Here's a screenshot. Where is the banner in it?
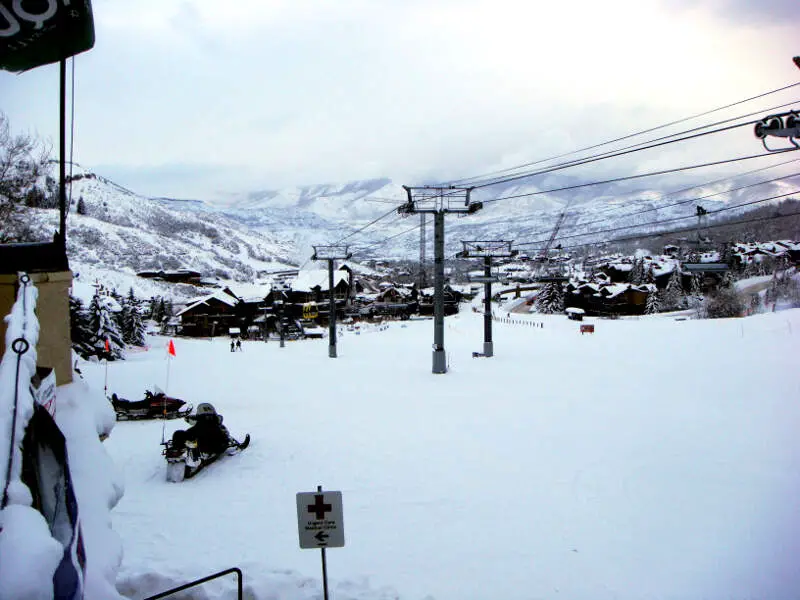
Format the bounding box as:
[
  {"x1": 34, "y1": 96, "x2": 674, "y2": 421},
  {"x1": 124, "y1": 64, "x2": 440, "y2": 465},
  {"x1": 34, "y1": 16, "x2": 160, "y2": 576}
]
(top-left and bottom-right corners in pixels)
[
  {"x1": 0, "y1": 0, "x2": 95, "y2": 72},
  {"x1": 22, "y1": 404, "x2": 86, "y2": 600},
  {"x1": 30, "y1": 366, "x2": 57, "y2": 417}
]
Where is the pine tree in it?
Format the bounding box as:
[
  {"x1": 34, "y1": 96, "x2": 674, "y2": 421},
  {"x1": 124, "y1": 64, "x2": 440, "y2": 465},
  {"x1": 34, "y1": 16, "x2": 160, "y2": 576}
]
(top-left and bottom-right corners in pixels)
[
  {"x1": 644, "y1": 289, "x2": 661, "y2": 314},
  {"x1": 148, "y1": 296, "x2": 162, "y2": 322},
  {"x1": 687, "y1": 273, "x2": 703, "y2": 309},
  {"x1": 76, "y1": 195, "x2": 87, "y2": 215},
  {"x1": 719, "y1": 271, "x2": 734, "y2": 289},
  {"x1": 534, "y1": 282, "x2": 564, "y2": 314},
  {"x1": 628, "y1": 258, "x2": 645, "y2": 285},
  {"x1": 122, "y1": 288, "x2": 146, "y2": 346},
  {"x1": 661, "y1": 267, "x2": 684, "y2": 311},
  {"x1": 645, "y1": 263, "x2": 657, "y2": 285},
  {"x1": 69, "y1": 296, "x2": 95, "y2": 359},
  {"x1": 88, "y1": 292, "x2": 125, "y2": 360},
  {"x1": 157, "y1": 298, "x2": 167, "y2": 322}
]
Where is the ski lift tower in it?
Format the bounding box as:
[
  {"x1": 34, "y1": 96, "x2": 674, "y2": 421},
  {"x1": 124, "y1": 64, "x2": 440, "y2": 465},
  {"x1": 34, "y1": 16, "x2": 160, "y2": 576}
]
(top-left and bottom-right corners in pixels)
[
  {"x1": 398, "y1": 186, "x2": 483, "y2": 374},
  {"x1": 312, "y1": 245, "x2": 352, "y2": 358},
  {"x1": 458, "y1": 241, "x2": 517, "y2": 358}
]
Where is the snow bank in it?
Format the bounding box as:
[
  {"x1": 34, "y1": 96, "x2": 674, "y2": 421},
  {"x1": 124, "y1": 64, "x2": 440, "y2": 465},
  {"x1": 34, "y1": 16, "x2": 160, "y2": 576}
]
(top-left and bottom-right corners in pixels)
[
  {"x1": 0, "y1": 278, "x2": 60, "y2": 600},
  {"x1": 55, "y1": 380, "x2": 125, "y2": 599},
  {"x1": 0, "y1": 275, "x2": 125, "y2": 600}
]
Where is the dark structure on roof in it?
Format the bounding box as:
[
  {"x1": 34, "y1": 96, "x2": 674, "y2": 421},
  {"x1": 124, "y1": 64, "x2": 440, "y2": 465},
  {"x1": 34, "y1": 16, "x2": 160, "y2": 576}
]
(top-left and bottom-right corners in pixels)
[{"x1": 0, "y1": 240, "x2": 69, "y2": 274}]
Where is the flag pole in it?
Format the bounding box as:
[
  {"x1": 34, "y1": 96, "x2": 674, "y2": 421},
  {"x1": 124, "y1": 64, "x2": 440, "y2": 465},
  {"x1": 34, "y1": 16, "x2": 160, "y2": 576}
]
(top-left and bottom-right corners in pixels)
[
  {"x1": 162, "y1": 339, "x2": 175, "y2": 444},
  {"x1": 165, "y1": 352, "x2": 172, "y2": 395},
  {"x1": 103, "y1": 338, "x2": 110, "y2": 396}
]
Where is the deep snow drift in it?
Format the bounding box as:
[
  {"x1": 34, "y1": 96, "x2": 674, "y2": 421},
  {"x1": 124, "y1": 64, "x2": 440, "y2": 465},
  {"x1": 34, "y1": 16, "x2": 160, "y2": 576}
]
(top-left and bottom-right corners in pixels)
[{"x1": 80, "y1": 309, "x2": 800, "y2": 600}]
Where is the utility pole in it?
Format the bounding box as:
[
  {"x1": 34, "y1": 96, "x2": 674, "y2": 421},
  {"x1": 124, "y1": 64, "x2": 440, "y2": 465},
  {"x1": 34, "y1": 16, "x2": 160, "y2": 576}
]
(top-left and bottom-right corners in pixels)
[
  {"x1": 419, "y1": 213, "x2": 427, "y2": 290},
  {"x1": 272, "y1": 282, "x2": 287, "y2": 348},
  {"x1": 458, "y1": 241, "x2": 516, "y2": 358},
  {"x1": 312, "y1": 245, "x2": 352, "y2": 358},
  {"x1": 398, "y1": 186, "x2": 483, "y2": 374}
]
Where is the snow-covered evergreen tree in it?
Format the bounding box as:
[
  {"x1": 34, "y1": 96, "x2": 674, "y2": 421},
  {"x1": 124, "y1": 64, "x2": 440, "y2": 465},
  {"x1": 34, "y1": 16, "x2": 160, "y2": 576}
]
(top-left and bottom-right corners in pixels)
[
  {"x1": 88, "y1": 292, "x2": 125, "y2": 360},
  {"x1": 628, "y1": 259, "x2": 645, "y2": 285},
  {"x1": 122, "y1": 288, "x2": 146, "y2": 346},
  {"x1": 644, "y1": 289, "x2": 661, "y2": 315},
  {"x1": 645, "y1": 263, "x2": 657, "y2": 285},
  {"x1": 69, "y1": 295, "x2": 95, "y2": 359},
  {"x1": 661, "y1": 267, "x2": 684, "y2": 311},
  {"x1": 687, "y1": 273, "x2": 703, "y2": 309},
  {"x1": 534, "y1": 282, "x2": 564, "y2": 314},
  {"x1": 148, "y1": 296, "x2": 163, "y2": 322}
]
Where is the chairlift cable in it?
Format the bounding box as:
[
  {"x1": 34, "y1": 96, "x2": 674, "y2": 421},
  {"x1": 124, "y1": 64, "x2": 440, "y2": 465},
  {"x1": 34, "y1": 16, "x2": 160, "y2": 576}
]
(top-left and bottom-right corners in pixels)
[
  {"x1": 473, "y1": 113, "x2": 791, "y2": 192},
  {"x1": 482, "y1": 147, "x2": 800, "y2": 206},
  {"x1": 512, "y1": 188, "x2": 800, "y2": 249},
  {"x1": 510, "y1": 168, "x2": 800, "y2": 243},
  {"x1": 443, "y1": 82, "x2": 800, "y2": 187},
  {"x1": 544, "y1": 209, "x2": 800, "y2": 253}
]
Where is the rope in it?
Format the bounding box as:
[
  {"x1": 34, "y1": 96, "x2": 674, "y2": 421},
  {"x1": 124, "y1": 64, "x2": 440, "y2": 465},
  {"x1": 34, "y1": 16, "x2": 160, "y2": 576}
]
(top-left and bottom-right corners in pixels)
[{"x1": 1, "y1": 274, "x2": 32, "y2": 509}]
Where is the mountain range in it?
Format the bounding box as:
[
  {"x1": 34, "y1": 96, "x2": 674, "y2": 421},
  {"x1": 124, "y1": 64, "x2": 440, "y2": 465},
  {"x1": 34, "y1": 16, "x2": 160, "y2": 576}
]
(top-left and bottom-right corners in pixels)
[{"x1": 15, "y1": 162, "x2": 799, "y2": 300}]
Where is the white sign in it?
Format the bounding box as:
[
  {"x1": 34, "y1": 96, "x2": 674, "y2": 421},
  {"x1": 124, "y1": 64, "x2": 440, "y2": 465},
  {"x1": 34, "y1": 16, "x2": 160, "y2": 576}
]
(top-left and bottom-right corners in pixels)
[{"x1": 296, "y1": 490, "x2": 345, "y2": 549}]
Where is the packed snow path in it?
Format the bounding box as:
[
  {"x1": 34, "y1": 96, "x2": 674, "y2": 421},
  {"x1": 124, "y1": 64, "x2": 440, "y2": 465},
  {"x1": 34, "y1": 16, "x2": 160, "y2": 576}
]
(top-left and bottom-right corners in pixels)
[{"x1": 82, "y1": 310, "x2": 800, "y2": 600}]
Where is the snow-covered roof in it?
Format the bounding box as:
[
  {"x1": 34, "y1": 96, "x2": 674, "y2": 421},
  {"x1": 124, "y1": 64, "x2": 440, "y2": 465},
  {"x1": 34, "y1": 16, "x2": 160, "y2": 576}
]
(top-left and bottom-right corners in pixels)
[
  {"x1": 176, "y1": 290, "x2": 238, "y2": 316},
  {"x1": 290, "y1": 269, "x2": 349, "y2": 292},
  {"x1": 603, "y1": 283, "x2": 630, "y2": 298}
]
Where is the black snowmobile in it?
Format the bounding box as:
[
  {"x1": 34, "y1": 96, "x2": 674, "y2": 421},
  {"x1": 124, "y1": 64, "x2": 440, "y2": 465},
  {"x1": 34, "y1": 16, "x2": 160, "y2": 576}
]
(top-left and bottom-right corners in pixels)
[
  {"x1": 162, "y1": 402, "x2": 250, "y2": 482},
  {"x1": 110, "y1": 386, "x2": 193, "y2": 421}
]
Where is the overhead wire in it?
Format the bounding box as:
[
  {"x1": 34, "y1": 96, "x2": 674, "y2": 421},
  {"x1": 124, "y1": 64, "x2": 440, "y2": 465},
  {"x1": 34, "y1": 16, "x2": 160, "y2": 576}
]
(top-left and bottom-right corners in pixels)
[
  {"x1": 329, "y1": 205, "x2": 400, "y2": 246},
  {"x1": 340, "y1": 83, "x2": 800, "y2": 262},
  {"x1": 472, "y1": 108, "x2": 797, "y2": 191},
  {"x1": 505, "y1": 168, "x2": 800, "y2": 244},
  {"x1": 412, "y1": 98, "x2": 799, "y2": 207},
  {"x1": 577, "y1": 156, "x2": 800, "y2": 218},
  {"x1": 512, "y1": 188, "x2": 800, "y2": 249},
  {"x1": 482, "y1": 148, "x2": 800, "y2": 206},
  {"x1": 444, "y1": 81, "x2": 800, "y2": 188},
  {"x1": 350, "y1": 222, "x2": 423, "y2": 256},
  {"x1": 542, "y1": 209, "x2": 800, "y2": 254}
]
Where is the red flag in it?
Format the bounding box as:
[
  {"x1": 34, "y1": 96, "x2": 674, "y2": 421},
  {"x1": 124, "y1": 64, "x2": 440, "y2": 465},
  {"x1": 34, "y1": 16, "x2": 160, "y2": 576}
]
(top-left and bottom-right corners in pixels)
[
  {"x1": 104, "y1": 338, "x2": 110, "y2": 352},
  {"x1": 167, "y1": 339, "x2": 176, "y2": 357}
]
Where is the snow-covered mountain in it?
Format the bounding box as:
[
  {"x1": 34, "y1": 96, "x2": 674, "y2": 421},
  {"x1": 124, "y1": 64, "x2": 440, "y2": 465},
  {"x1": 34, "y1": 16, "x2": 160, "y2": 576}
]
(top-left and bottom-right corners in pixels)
[{"x1": 15, "y1": 163, "x2": 796, "y2": 300}]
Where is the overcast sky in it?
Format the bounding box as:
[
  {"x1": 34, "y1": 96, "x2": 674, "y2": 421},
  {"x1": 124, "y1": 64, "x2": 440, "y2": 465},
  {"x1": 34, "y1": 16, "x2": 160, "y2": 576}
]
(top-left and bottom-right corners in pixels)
[{"x1": 1, "y1": 0, "x2": 798, "y2": 200}]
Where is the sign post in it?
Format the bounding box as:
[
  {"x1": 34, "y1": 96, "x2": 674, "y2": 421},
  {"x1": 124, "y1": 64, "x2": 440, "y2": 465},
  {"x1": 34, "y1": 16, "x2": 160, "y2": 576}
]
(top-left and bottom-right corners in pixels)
[{"x1": 296, "y1": 486, "x2": 345, "y2": 600}]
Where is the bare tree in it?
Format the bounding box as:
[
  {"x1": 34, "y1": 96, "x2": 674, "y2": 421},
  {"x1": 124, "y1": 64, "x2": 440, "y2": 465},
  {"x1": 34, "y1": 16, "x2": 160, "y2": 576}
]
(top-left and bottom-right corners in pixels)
[{"x1": 0, "y1": 112, "x2": 53, "y2": 242}]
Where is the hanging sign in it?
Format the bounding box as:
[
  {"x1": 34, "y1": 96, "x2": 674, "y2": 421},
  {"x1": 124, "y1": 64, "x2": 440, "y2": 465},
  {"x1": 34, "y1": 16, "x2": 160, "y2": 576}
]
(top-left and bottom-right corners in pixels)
[{"x1": 0, "y1": 0, "x2": 95, "y2": 72}]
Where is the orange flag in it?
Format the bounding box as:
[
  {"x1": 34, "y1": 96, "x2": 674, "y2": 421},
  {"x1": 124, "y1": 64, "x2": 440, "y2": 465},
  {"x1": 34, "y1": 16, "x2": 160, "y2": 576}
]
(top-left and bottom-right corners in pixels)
[
  {"x1": 167, "y1": 339, "x2": 176, "y2": 357},
  {"x1": 104, "y1": 338, "x2": 110, "y2": 352}
]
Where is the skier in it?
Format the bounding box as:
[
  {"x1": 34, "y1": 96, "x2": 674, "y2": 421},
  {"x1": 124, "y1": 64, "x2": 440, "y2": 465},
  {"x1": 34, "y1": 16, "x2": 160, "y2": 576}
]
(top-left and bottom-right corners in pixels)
[
  {"x1": 230, "y1": 340, "x2": 235, "y2": 352},
  {"x1": 236, "y1": 339, "x2": 242, "y2": 351},
  {"x1": 168, "y1": 403, "x2": 232, "y2": 457}
]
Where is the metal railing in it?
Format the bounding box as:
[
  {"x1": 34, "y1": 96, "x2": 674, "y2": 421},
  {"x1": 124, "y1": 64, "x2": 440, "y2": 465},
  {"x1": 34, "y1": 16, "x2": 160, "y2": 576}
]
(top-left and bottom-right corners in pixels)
[{"x1": 143, "y1": 567, "x2": 243, "y2": 600}]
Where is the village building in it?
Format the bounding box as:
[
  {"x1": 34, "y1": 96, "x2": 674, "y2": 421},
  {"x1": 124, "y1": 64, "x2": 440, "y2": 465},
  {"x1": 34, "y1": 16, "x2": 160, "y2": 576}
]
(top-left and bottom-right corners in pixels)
[{"x1": 175, "y1": 289, "x2": 240, "y2": 337}]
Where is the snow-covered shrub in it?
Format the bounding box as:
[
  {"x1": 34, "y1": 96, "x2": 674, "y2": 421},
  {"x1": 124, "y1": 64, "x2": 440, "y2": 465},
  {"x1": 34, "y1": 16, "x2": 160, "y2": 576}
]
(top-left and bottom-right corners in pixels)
[{"x1": 700, "y1": 288, "x2": 744, "y2": 319}]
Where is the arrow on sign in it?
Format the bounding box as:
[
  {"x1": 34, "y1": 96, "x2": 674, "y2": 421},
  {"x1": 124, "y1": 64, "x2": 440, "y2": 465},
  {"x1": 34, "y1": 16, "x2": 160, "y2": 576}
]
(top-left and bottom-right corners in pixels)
[{"x1": 315, "y1": 531, "x2": 329, "y2": 545}]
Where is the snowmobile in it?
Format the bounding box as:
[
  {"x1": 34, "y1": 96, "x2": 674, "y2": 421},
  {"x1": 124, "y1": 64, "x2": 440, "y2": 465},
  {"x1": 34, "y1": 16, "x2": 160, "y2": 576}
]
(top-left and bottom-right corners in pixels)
[
  {"x1": 162, "y1": 403, "x2": 250, "y2": 482},
  {"x1": 110, "y1": 386, "x2": 193, "y2": 421}
]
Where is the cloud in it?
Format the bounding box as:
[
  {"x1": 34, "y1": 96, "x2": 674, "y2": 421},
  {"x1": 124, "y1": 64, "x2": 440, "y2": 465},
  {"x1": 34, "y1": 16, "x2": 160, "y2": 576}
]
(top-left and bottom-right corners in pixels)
[
  {"x1": 672, "y1": 0, "x2": 800, "y2": 25},
  {"x1": 2, "y1": 0, "x2": 798, "y2": 200}
]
